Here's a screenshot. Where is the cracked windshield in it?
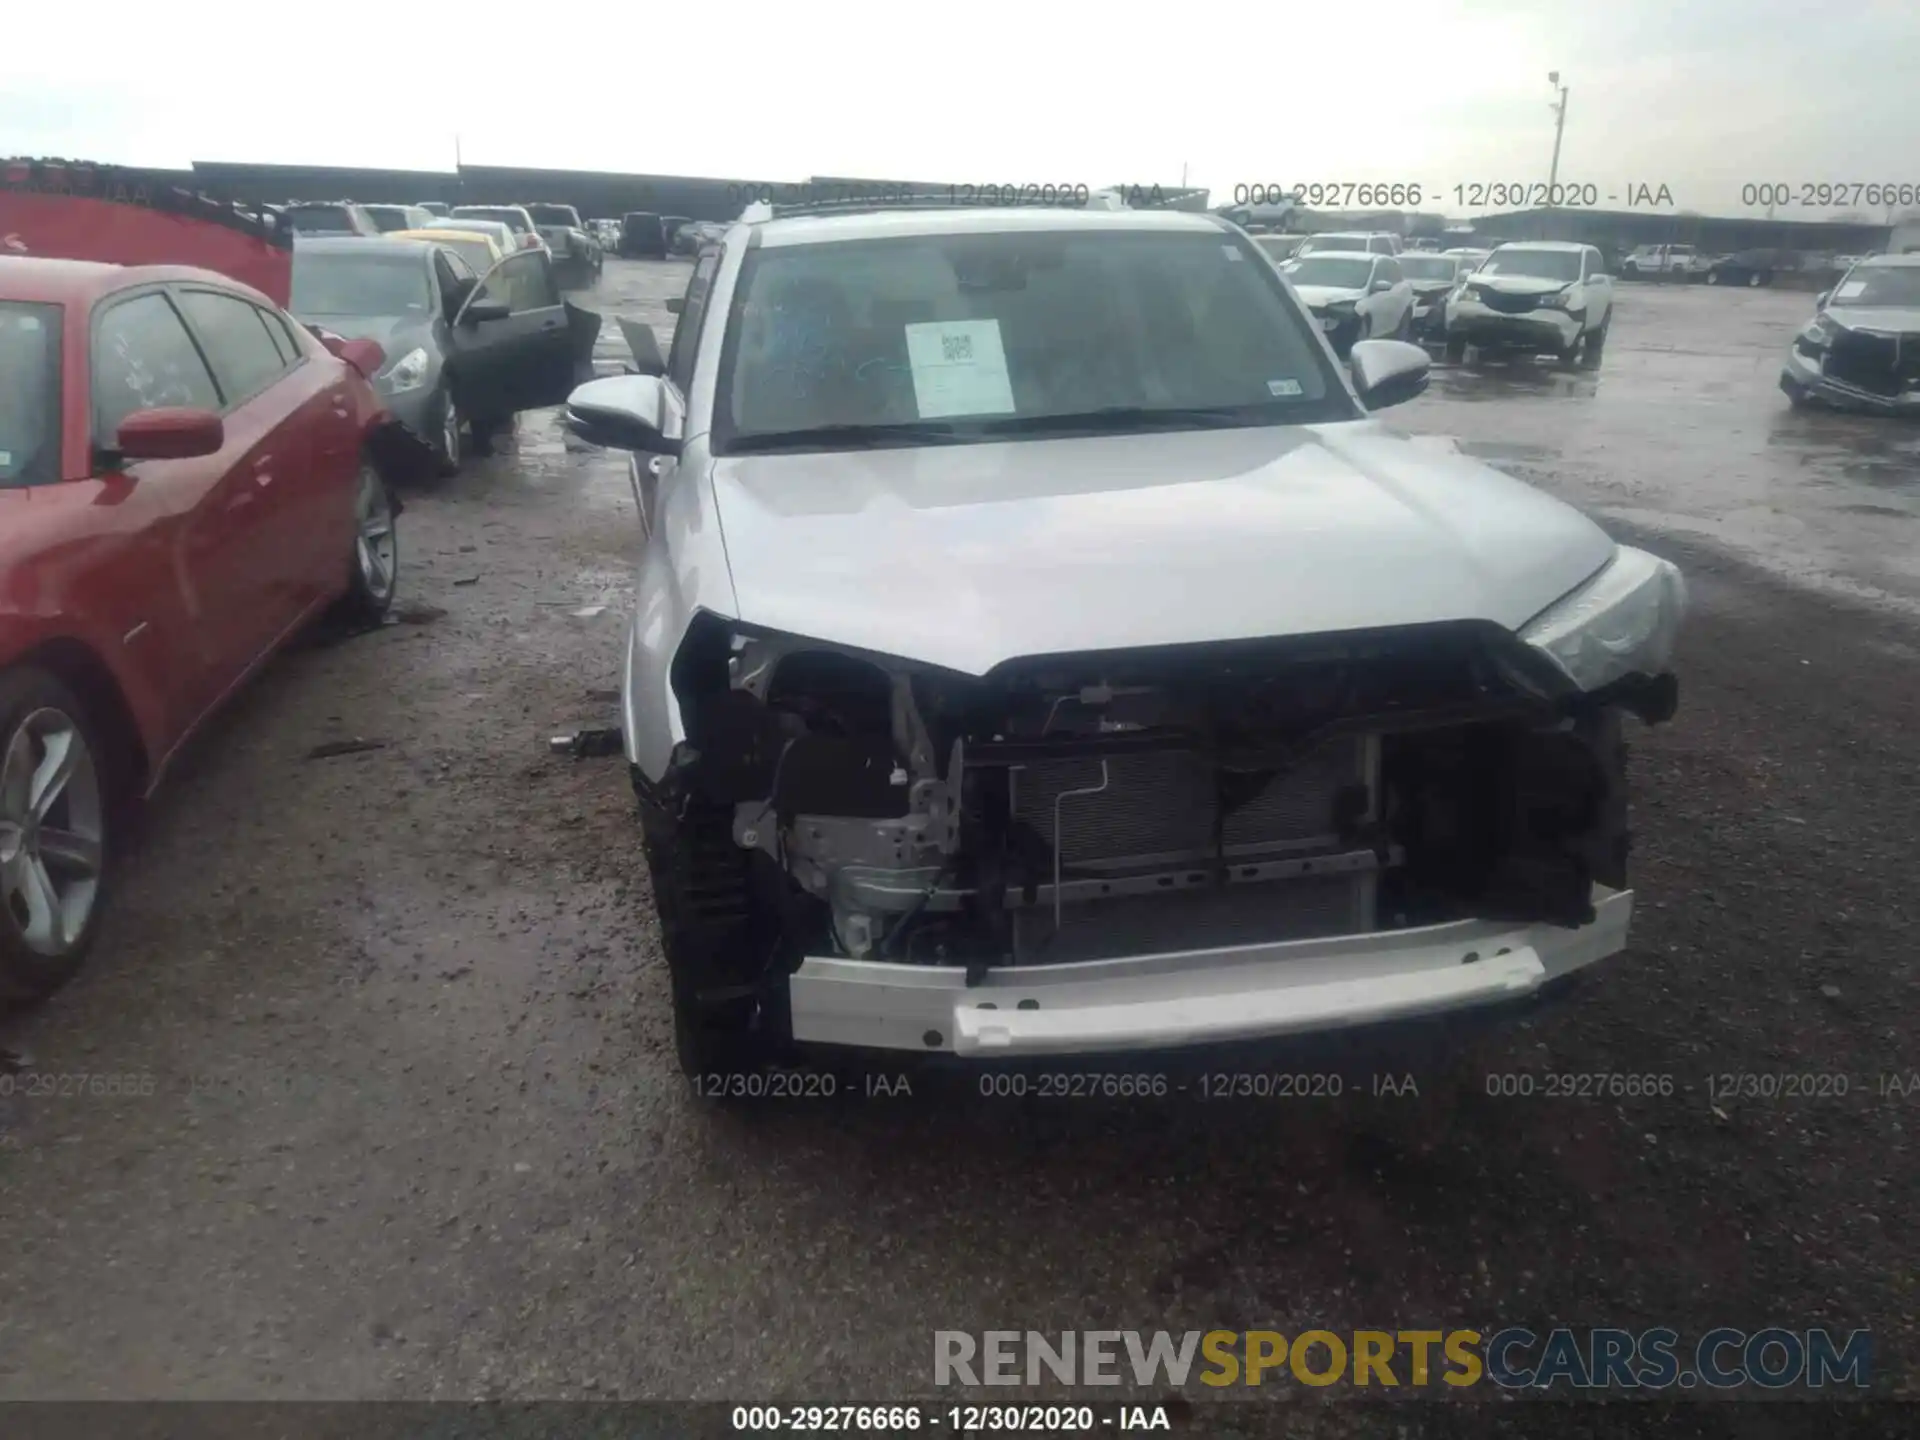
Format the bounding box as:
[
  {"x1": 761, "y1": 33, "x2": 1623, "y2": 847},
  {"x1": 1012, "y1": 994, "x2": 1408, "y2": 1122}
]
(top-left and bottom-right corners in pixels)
[{"x1": 1, "y1": 1, "x2": 1916, "y2": 1433}]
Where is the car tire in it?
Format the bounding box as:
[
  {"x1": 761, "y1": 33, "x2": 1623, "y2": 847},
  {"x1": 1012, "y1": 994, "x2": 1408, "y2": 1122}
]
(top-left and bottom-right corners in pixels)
[
  {"x1": 429, "y1": 387, "x2": 463, "y2": 478},
  {"x1": 333, "y1": 458, "x2": 399, "y2": 627},
  {"x1": 0, "y1": 667, "x2": 113, "y2": 1005},
  {"x1": 1748, "y1": 272, "x2": 1763, "y2": 288},
  {"x1": 1706, "y1": 269, "x2": 1721, "y2": 285},
  {"x1": 1577, "y1": 318, "x2": 1608, "y2": 369},
  {"x1": 640, "y1": 794, "x2": 776, "y2": 1082}
]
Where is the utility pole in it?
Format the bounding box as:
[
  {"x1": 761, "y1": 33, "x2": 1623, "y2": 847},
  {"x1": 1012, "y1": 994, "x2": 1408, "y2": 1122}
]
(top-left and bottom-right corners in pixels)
[{"x1": 1546, "y1": 72, "x2": 1569, "y2": 205}]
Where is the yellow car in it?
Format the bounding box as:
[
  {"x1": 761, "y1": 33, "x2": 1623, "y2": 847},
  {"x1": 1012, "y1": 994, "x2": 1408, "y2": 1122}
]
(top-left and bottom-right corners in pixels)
[{"x1": 390, "y1": 226, "x2": 505, "y2": 278}]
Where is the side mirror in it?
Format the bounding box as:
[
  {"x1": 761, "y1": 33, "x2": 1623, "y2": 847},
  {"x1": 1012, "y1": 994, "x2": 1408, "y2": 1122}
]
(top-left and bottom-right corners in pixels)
[
  {"x1": 1814, "y1": 290, "x2": 1831, "y2": 309},
  {"x1": 564, "y1": 374, "x2": 681, "y2": 456},
  {"x1": 1369, "y1": 280, "x2": 1392, "y2": 294},
  {"x1": 462, "y1": 298, "x2": 511, "y2": 326},
  {"x1": 116, "y1": 407, "x2": 224, "y2": 461},
  {"x1": 1348, "y1": 339, "x2": 1431, "y2": 411},
  {"x1": 617, "y1": 316, "x2": 667, "y2": 378}
]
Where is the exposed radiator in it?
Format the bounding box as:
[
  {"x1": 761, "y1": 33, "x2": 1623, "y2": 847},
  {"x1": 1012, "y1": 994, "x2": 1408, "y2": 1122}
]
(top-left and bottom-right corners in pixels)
[
  {"x1": 1007, "y1": 736, "x2": 1380, "y2": 964},
  {"x1": 1009, "y1": 737, "x2": 1374, "y2": 866}
]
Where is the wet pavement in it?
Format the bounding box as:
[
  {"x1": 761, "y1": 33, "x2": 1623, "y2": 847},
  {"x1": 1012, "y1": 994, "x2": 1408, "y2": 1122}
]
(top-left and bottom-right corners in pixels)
[{"x1": 1, "y1": 261, "x2": 1915, "y2": 1428}]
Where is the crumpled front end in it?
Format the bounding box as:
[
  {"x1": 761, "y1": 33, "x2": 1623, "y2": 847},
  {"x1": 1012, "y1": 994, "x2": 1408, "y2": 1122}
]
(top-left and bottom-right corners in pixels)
[
  {"x1": 641, "y1": 603, "x2": 1682, "y2": 1057},
  {"x1": 1781, "y1": 325, "x2": 1920, "y2": 415}
]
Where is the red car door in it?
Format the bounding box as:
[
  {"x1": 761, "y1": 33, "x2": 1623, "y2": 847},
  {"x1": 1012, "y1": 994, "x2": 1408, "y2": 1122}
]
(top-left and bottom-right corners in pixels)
[
  {"x1": 89, "y1": 287, "x2": 283, "y2": 711},
  {"x1": 171, "y1": 285, "x2": 341, "y2": 628}
]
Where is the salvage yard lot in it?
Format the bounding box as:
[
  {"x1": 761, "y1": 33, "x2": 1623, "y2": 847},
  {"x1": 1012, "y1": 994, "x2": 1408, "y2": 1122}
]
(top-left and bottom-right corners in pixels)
[{"x1": 0, "y1": 261, "x2": 1914, "y2": 1415}]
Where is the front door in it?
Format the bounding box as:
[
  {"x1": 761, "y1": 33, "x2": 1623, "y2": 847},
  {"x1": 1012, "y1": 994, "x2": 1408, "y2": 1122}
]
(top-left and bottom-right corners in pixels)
[
  {"x1": 88, "y1": 288, "x2": 278, "y2": 718},
  {"x1": 446, "y1": 251, "x2": 597, "y2": 419}
]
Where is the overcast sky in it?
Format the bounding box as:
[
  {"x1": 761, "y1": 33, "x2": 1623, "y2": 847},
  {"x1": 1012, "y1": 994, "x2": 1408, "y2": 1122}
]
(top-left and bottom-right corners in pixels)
[{"x1": 5, "y1": 0, "x2": 1917, "y2": 220}]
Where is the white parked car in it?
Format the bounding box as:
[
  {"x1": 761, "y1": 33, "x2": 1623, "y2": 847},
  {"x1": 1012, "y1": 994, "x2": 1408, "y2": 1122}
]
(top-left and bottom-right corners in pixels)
[
  {"x1": 1619, "y1": 243, "x2": 1708, "y2": 280},
  {"x1": 1281, "y1": 251, "x2": 1416, "y2": 354},
  {"x1": 1444, "y1": 241, "x2": 1614, "y2": 367},
  {"x1": 561, "y1": 200, "x2": 1686, "y2": 1078}
]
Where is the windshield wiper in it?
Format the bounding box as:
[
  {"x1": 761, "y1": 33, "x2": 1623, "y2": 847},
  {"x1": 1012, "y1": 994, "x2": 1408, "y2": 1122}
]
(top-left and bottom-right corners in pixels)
[
  {"x1": 727, "y1": 422, "x2": 967, "y2": 453},
  {"x1": 989, "y1": 405, "x2": 1283, "y2": 436}
]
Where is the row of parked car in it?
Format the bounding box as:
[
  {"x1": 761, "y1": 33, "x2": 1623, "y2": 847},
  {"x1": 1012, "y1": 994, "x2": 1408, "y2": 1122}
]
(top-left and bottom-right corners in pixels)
[
  {"x1": 1252, "y1": 231, "x2": 1610, "y2": 369},
  {"x1": 268, "y1": 200, "x2": 605, "y2": 288},
  {"x1": 1252, "y1": 227, "x2": 1920, "y2": 414},
  {"x1": 0, "y1": 164, "x2": 615, "y2": 997}
]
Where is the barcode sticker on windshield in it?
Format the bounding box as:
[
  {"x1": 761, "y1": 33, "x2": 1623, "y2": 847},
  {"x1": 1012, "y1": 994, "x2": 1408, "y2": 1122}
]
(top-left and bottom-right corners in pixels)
[
  {"x1": 1267, "y1": 378, "x2": 1303, "y2": 396},
  {"x1": 1835, "y1": 280, "x2": 1867, "y2": 300},
  {"x1": 904, "y1": 320, "x2": 1016, "y2": 418}
]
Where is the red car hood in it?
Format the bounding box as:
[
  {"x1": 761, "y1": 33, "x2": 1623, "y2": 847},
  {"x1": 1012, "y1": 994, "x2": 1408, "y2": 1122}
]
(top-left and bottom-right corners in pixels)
[{"x1": 1, "y1": 158, "x2": 291, "y2": 305}]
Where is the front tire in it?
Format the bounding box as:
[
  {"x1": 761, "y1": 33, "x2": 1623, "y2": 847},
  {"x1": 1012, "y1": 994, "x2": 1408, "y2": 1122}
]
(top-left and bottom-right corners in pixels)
[
  {"x1": 0, "y1": 669, "x2": 112, "y2": 1004},
  {"x1": 335, "y1": 459, "x2": 399, "y2": 626},
  {"x1": 641, "y1": 796, "x2": 776, "y2": 1081},
  {"x1": 430, "y1": 388, "x2": 463, "y2": 477}
]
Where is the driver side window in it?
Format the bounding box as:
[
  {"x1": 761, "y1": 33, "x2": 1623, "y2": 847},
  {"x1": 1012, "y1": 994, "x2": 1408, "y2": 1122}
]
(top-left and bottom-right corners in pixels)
[{"x1": 476, "y1": 252, "x2": 558, "y2": 315}]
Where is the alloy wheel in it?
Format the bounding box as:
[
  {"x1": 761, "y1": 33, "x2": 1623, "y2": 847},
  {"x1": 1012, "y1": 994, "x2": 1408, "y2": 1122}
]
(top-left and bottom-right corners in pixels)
[
  {"x1": 0, "y1": 708, "x2": 104, "y2": 957},
  {"x1": 355, "y1": 464, "x2": 397, "y2": 602},
  {"x1": 440, "y1": 392, "x2": 461, "y2": 465}
]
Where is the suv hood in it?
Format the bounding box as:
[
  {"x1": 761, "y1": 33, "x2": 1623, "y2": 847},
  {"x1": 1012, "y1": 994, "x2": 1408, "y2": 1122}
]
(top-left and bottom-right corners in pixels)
[
  {"x1": 1825, "y1": 305, "x2": 1920, "y2": 333},
  {"x1": 1467, "y1": 274, "x2": 1573, "y2": 298},
  {"x1": 706, "y1": 422, "x2": 1615, "y2": 675},
  {"x1": 1292, "y1": 284, "x2": 1366, "y2": 307}
]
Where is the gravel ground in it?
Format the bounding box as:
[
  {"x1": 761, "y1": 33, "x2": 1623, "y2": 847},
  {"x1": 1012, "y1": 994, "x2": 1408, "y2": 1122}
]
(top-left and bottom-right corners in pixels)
[{"x1": 0, "y1": 262, "x2": 1915, "y2": 1432}]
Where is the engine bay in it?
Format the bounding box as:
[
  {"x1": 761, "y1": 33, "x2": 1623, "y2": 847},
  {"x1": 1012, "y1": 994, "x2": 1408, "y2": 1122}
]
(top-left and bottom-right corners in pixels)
[{"x1": 648, "y1": 617, "x2": 1655, "y2": 982}]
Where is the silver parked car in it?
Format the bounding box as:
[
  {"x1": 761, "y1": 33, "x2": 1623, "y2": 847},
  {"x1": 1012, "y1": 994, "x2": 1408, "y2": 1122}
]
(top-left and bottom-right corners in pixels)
[
  {"x1": 562, "y1": 202, "x2": 1686, "y2": 1078},
  {"x1": 1780, "y1": 253, "x2": 1920, "y2": 414}
]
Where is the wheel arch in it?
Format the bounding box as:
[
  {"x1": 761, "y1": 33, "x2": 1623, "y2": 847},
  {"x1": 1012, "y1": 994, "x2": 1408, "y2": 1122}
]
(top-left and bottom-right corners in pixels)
[{"x1": 9, "y1": 638, "x2": 152, "y2": 803}]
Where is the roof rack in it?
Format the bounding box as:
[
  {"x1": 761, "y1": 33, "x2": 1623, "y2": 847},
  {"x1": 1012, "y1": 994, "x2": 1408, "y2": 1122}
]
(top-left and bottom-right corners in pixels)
[{"x1": 738, "y1": 186, "x2": 1135, "y2": 224}]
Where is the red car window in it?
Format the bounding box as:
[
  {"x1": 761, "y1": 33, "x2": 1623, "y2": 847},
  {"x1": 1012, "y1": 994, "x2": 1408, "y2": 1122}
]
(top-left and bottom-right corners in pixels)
[
  {"x1": 92, "y1": 293, "x2": 222, "y2": 440},
  {"x1": 0, "y1": 301, "x2": 62, "y2": 487},
  {"x1": 175, "y1": 289, "x2": 290, "y2": 406}
]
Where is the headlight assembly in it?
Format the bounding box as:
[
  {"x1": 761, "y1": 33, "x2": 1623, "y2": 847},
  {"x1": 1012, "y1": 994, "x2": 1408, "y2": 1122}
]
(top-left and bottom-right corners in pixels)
[
  {"x1": 378, "y1": 345, "x2": 430, "y2": 394},
  {"x1": 1796, "y1": 315, "x2": 1839, "y2": 352},
  {"x1": 1520, "y1": 546, "x2": 1687, "y2": 692}
]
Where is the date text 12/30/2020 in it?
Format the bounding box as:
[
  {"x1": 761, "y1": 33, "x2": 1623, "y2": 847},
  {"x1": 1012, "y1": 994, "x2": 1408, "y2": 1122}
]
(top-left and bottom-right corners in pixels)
[
  {"x1": 723, "y1": 183, "x2": 1178, "y2": 209},
  {"x1": 1230, "y1": 182, "x2": 1677, "y2": 209}
]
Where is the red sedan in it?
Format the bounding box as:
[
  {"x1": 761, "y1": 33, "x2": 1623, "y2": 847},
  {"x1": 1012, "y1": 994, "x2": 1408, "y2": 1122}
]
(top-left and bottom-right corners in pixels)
[{"x1": 0, "y1": 253, "x2": 420, "y2": 1000}]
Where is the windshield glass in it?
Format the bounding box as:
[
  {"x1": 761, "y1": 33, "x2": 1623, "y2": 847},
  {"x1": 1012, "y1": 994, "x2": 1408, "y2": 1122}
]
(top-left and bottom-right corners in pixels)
[
  {"x1": 455, "y1": 207, "x2": 526, "y2": 233},
  {"x1": 1254, "y1": 236, "x2": 1301, "y2": 260},
  {"x1": 717, "y1": 229, "x2": 1350, "y2": 451},
  {"x1": 1299, "y1": 235, "x2": 1367, "y2": 254},
  {"x1": 1833, "y1": 265, "x2": 1920, "y2": 307},
  {"x1": 284, "y1": 207, "x2": 358, "y2": 234},
  {"x1": 1284, "y1": 256, "x2": 1375, "y2": 289},
  {"x1": 1478, "y1": 248, "x2": 1583, "y2": 282},
  {"x1": 527, "y1": 206, "x2": 577, "y2": 227},
  {"x1": 0, "y1": 302, "x2": 60, "y2": 488},
  {"x1": 1401, "y1": 255, "x2": 1459, "y2": 281},
  {"x1": 291, "y1": 250, "x2": 432, "y2": 317},
  {"x1": 362, "y1": 207, "x2": 413, "y2": 233}
]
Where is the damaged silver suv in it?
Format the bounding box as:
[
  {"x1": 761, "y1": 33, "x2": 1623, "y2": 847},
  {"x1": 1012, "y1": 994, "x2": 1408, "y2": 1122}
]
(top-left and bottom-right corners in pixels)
[{"x1": 564, "y1": 198, "x2": 1687, "y2": 1077}]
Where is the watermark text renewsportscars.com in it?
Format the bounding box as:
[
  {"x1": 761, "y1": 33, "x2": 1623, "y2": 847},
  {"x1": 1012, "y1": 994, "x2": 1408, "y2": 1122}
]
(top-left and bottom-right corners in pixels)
[{"x1": 935, "y1": 1328, "x2": 1872, "y2": 1392}]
